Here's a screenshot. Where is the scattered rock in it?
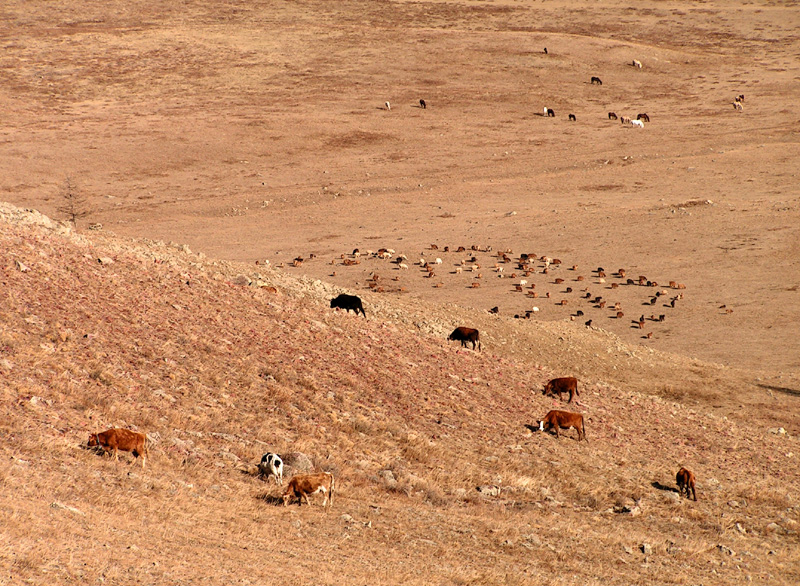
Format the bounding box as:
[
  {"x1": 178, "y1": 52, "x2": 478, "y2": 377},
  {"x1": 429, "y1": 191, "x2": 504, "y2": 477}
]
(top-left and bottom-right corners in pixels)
[
  {"x1": 282, "y1": 452, "x2": 313, "y2": 473},
  {"x1": 614, "y1": 504, "x2": 641, "y2": 516},
  {"x1": 50, "y1": 502, "x2": 85, "y2": 516},
  {"x1": 640, "y1": 543, "x2": 653, "y2": 555},
  {"x1": 97, "y1": 256, "x2": 114, "y2": 265},
  {"x1": 717, "y1": 544, "x2": 734, "y2": 556},
  {"x1": 15, "y1": 259, "x2": 30, "y2": 272},
  {"x1": 233, "y1": 274, "x2": 252, "y2": 286},
  {"x1": 735, "y1": 523, "x2": 747, "y2": 534},
  {"x1": 476, "y1": 485, "x2": 501, "y2": 497},
  {"x1": 377, "y1": 469, "x2": 397, "y2": 489}
]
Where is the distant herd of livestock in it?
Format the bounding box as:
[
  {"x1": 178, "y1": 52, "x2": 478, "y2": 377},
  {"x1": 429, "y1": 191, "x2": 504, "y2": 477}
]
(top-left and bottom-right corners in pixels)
[
  {"x1": 383, "y1": 55, "x2": 746, "y2": 124},
  {"x1": 86, "y1": 291, "x2": 699, "y2": 506}
]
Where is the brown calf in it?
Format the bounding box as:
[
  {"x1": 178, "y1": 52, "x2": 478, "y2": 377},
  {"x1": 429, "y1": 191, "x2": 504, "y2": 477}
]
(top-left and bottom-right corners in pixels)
[
  {"x1": 283, "y1": 472, "x2": 335, "y2": 508},
  {"x1": 543, "y1": 377, "x2": 580, "y2": 403},
  {"x1": 676, "y1": 467, "x2": 697, "y2": 501},
  {"x1": 538, "y1": 410, "x2": 587, "y2": 441},
  {"x1": 88, "y1": 428, "x2": 149, "y2": 468}
]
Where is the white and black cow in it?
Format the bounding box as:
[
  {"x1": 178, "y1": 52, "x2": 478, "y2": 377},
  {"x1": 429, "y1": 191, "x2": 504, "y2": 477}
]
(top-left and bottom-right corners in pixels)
[{"x1": 258, "y1": 452, "x2": 284, "y2": 485}]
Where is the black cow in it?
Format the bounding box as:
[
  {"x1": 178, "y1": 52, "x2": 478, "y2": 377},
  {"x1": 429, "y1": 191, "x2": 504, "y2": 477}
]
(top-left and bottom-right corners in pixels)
[
  {"x1": 330, "y1": 294, "x2": 365, "y2": 317},
  {"x1": 591, "y1": 76, "x2": 602, "y2": 85},
  {"x1": 568, "y1": 113, "x2": 576, "y2": 121},
  {"x1": 419, "y1": 99, "x2": 427, "y2": 109},
  {"x1": 448, "y1": 326, "x2": 481, "y2": 351}
]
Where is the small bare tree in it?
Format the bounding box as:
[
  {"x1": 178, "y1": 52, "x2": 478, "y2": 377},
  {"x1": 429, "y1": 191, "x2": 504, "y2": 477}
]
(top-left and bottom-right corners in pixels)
[{"x1": 57, "y1": 176, "x2": 91, "y2": 229}]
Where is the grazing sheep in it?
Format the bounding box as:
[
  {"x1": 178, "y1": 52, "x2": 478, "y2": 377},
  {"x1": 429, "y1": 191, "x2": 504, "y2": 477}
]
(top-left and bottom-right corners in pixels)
[
  {"x1": 384, "y1": 101, "x2": 391, "y2": 111},
  {"x1": 608, "y1": 112, "x2": 618, "y2": 120},
  {"x1": 590, "y1": 76, "x2": 602, "y2": 85}
]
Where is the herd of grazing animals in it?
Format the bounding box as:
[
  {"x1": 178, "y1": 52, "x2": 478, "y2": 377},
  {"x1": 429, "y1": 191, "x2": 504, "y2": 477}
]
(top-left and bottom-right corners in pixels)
[
  {"x1": 84, "y1": 248, "x2": 701, "y2": 509},
  {"x1": 84, "y1": 50, "x2": 738, "y2": 510}
]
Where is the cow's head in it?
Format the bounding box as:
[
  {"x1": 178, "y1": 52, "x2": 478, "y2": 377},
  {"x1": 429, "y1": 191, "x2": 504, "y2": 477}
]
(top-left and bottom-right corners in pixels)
[{"x1": 87, "y1": 433, "x2": 99, "y2": 447}]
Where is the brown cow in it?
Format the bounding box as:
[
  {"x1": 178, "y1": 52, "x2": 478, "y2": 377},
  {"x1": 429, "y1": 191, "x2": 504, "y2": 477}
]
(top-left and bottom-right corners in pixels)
[
  {"x1": 448, "y1": 326, "x2": 481, "y2": 351},
  {"x1": 537, "y1": 410, "x2": 587, "y2": 441},
  {"x1": 88, "y1": 428, "x2": 149, "y2": 468},
  {"x1": 543, "y1": 377, "x2": 580, "y2": 404},
  {"x1": 283, "y1": 472, "x2": 335, "y2": 508},
  {"x1": 676, "y1": 467, "x2": 697, "y2": 501}
]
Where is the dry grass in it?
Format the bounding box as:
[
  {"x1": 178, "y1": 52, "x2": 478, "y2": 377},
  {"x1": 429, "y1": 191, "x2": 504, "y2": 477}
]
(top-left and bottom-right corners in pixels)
[{"x1": 1, "y1": 212, "x2": 798, "y2": 585}]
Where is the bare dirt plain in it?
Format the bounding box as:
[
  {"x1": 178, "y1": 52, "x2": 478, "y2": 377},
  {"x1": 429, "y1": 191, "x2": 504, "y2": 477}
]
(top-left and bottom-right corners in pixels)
[{"x1": 1, "y1": 1, "x2": 800, "y2": 584}]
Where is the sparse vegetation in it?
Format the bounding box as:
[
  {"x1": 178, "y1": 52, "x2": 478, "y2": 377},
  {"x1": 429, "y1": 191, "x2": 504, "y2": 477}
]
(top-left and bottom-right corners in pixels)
[
  {"x1": 1, "y1": 207, "x2": 798, "y2": 585},
  {"x1": 56, "y1": 176, "x2": 91, "y2": 229}
]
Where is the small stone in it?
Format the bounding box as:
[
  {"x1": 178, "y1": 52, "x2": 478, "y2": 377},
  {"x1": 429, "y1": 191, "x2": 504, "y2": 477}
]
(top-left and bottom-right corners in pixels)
[
  {"x1": 623, "y1": 545, "x2": 633, "y2": 555},
  {"x1": 377, "y1": 470, "x2": 397, "y2": 488},
  {"x1": 341, "y1": 514, "x2": 354, "y2": 523},
  {"x1": 476, "y1": 485, "x2": 501, "y2": 497},
  {"x1": 717, "y1": 544, "x2": 734, "y2": 556},
  {"x1": 735, "y1": 523, "x2": 746, "y2": 534},
  {"x1": 640, "y1": 543, "x2": 652, "y2": 555},
  {"x1": 97, "y1": 257, "x2": 114, "y2": 265}
]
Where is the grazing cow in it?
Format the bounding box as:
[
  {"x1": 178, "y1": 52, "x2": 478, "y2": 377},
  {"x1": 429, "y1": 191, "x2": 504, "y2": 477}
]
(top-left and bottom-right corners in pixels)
[
  {"x1": 543, "y1": 47, "x2": 548, "y2": 54},
  {"x1": 258, "y1": 452, "x2": 284, "y2": 485},
  {"x1": 608, "y1": 112, "x2": 618, "y2": 120},
  {"x1": 590, "y1": 76, "x2": 602, "y2": 85},
  {"x1": 568, "y1": 113, "x2": 576, "y2": 121},
  {"x1": 620, "y1": 116, "x2": 631, "y2": 125},
  {"x1": 537, "y1": 410, "x2": 587, "y2": 441},
  {"x1": 631, "y1": 119, "x2": 644, "y2": 128},
  {"x1": 547, "y1": 108, "x2": 555, "y2": 117},
  {"x1": 637, "y1": 113, "x2": 650, "y2": 122},
  {"x1": 330, "y1": 293, "x2": 366, "y2": 317},
  {"x1": 733, "y1": 101, "x2": 743, "y2": 111},
  {"x1": 419, "y1": 99, "x2": 427, "y2": 109},
  {"x1": 632, "y1": 59, "x2": 642, "y2": 68},
  {"x1": 88, "y1": 428, "x2": 149, "y2": 468},
  {"x1": 384, "y1": 101, "x2": 391, "y2": 111},
  {"x1": 543, "y1": 376, "x2": 580, "y2": 403},
  {"x1": 676, "y1": 467, "x2": 697, "y2": 501},
  {"x1": 448, "y1": 326, "x2": 481, "y2": 350},
  {"x1": 283, "y1": 472, "x2": 335, "y2": 507}
]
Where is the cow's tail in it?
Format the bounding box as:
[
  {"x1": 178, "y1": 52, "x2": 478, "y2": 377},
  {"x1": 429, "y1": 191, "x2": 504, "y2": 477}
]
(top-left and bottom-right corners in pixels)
[{"x1": 329, "y1": 473, "x2": 335, "y2": 508}]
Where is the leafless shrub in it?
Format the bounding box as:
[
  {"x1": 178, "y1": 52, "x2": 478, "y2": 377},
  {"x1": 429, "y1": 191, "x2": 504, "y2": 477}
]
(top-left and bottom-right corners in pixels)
[{"x1": 57, "y1": 176, "x2": 92, "y2": 228}]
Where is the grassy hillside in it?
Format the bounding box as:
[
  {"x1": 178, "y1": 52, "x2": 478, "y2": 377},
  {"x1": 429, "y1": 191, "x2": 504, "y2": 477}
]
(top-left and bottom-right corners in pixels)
[{"x1": 1, "y1": 204, "x2": 798, "y2": 585}]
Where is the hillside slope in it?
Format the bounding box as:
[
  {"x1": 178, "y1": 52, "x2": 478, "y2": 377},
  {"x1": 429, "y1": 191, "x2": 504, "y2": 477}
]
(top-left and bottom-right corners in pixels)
[{"x1": 1, "y1": 204, "x2": 798, "y2": 585}]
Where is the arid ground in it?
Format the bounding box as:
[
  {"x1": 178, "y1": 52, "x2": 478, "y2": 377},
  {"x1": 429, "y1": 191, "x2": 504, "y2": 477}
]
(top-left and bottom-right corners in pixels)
[{"x1": 1, "y1": 1, "x2": 799, "y2": 584}]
